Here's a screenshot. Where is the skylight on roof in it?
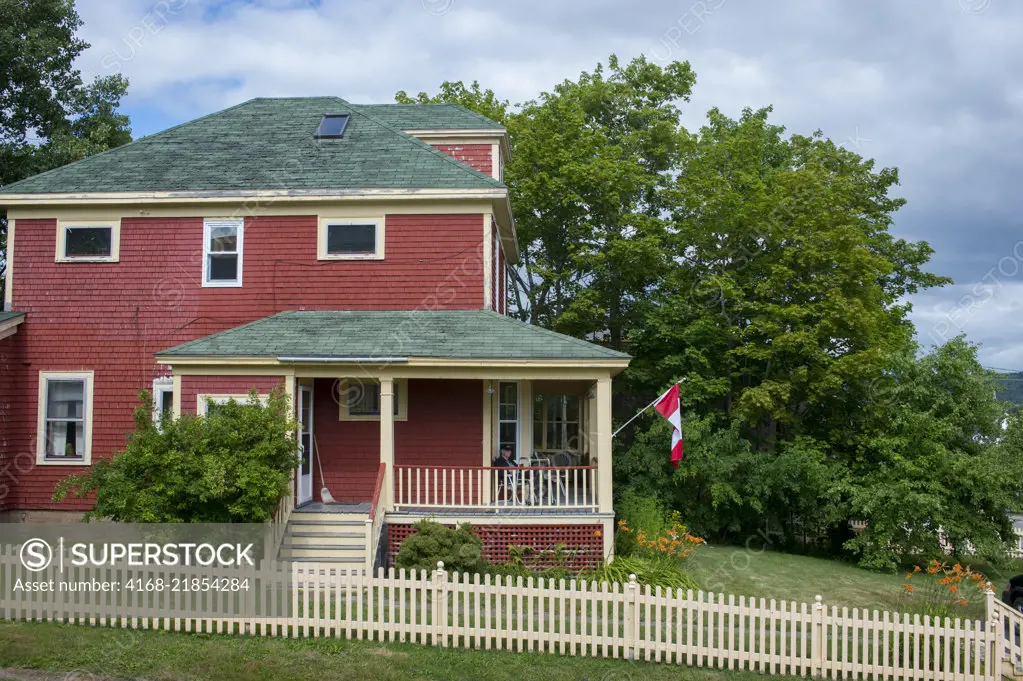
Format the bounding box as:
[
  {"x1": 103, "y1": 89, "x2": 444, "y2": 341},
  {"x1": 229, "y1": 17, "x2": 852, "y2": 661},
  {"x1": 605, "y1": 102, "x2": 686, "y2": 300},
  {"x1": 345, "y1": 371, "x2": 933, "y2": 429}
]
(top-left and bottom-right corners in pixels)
[{"x1": 315, "y1": 114, "x2": 349, "y2": 138}]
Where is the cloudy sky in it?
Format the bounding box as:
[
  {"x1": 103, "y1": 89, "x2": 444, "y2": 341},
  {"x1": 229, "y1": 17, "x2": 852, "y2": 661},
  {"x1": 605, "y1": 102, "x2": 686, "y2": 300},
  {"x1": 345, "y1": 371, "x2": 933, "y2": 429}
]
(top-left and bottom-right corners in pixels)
[{"x1": 72, "y1": 0, "x2": 1023, "y2": 367}]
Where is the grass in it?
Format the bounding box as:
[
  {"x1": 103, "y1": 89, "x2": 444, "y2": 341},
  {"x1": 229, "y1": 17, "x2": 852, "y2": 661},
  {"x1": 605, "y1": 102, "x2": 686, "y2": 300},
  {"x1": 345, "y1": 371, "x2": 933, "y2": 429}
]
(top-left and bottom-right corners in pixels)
[
  {"x1": 687, "y1": 544, "x2": 1022, "y2": 619},
  {"x1": 0, "y1": 620, "x2": 798, "y2": 681}
]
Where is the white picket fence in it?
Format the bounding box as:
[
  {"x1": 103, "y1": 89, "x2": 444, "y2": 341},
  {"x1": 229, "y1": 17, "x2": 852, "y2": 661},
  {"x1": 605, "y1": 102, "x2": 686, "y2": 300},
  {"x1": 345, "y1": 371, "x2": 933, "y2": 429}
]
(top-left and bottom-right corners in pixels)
[{"x1": 2, "y1": 548, "x2": 1020, "y2": 680}]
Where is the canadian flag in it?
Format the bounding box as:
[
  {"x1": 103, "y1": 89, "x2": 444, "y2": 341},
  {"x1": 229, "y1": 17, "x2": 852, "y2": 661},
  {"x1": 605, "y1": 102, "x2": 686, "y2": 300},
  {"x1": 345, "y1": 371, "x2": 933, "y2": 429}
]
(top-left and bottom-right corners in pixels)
[{"x1": 654, "y1": 383, "x2": 684, "y2": 467}]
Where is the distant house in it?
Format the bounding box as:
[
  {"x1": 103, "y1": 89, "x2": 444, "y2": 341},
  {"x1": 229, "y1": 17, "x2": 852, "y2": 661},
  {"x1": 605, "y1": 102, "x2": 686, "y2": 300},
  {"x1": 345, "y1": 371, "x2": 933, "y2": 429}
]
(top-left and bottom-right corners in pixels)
[{"x1": 0, "y1": 98, "x2": 628, "y2": 569}]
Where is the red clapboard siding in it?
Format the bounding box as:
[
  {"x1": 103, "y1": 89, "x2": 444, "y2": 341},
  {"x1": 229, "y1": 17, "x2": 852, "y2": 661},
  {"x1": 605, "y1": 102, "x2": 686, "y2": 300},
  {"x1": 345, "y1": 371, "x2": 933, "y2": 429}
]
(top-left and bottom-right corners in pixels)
[
  {"x1": 388, "y1": 523, "x2": 604, "y2": 571},
  {"x1": 2, "y1": 213, "x2": 486, "y2": 508},
  {"x1": 432, "y1": 144, "x2": 493, "y2": 177},
  {"x1": 181, "y1": 376, "x2": 284, "y2": 415},
  {"x1": 311, "y1": 378, "x2": 482, "y2": 504}
]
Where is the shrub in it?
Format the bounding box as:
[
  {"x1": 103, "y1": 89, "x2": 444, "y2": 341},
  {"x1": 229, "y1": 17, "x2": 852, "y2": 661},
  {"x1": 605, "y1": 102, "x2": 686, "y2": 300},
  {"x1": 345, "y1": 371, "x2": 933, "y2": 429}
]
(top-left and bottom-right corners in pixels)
[
  {"x1": 615, "y1": 491, "x2": 669, "y2": 556},
  {"x1": 588, "y1": 555, "x2": 699, "y2": 591},
  {"x1": 896, "y1": 559, "x2": 994, "y2": 619},
  {"x1": 394, "y1": 520, "x2": 487, "y2": 575},
  {"x1": 53, "y1": 387, "x2": 298, "y2": 522}
]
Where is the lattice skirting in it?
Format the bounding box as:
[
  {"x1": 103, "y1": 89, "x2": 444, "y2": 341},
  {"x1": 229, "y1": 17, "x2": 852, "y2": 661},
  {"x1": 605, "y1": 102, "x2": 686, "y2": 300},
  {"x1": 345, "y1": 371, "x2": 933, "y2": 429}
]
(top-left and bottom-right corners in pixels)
[{"x1": 387, "y1": 523, "x2": 605, "y2": 571}]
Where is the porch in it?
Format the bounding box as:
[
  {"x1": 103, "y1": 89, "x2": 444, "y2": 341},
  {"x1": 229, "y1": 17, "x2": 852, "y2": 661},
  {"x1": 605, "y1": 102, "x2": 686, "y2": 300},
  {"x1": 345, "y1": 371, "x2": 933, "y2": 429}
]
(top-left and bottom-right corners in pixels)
[
  {"x1": 293, "y1": 376, "x2": 607, "y2": 515},
  {"x1": 156, "y1": 309, "x2": 631, "y2": 564}
]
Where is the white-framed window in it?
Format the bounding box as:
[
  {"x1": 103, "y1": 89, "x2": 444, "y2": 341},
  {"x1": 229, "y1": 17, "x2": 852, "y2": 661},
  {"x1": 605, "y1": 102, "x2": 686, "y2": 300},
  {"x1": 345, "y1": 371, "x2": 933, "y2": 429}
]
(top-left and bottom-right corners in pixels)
[
  {"x1": 317, "y1": 217, "x2": 385, "y2": 260},
  {"x1": 56, "y1": 220, "x2": 120, "y2": 262},
  {"x1": 338, "y1": 379, "x2": 408, "y2": 421},
  {"x1": 532, "y1": 393, "x2": 582, "y2": 453},
  {"x1": 202, "y1": 219, "x2": 243, "y2": 287},
  {"x1": 37, "y1": 371, "x2": 94, "y2": 465},
  {"x1": 152, "y1": 377, "x2": 174, "y2": 426},
  {"x1": 196, "y1": 393, "x2": 269, "y2": 416},
  {"x1": 497, "y1": 381, "x2": 520, "y2": 462}
]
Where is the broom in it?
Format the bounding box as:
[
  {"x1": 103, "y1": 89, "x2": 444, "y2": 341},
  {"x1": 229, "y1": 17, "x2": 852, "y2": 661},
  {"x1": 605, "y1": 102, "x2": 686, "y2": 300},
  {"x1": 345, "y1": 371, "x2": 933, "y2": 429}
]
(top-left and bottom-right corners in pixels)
[{"x1": 312, "y1": 435, "x2": 337, "y2": 504}]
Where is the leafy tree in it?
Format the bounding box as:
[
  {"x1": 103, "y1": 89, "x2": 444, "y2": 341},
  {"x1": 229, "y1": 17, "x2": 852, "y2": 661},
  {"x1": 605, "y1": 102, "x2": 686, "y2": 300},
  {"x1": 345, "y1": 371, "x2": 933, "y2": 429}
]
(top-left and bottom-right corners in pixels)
[
  {"x1": 395, "y1": 80, "x2": 509, "y2": 126},
  {"x1": 53, "y1": 389, "x2": 298, "y2": 522},
  {"x1": 0, "y1": 0, "x2": 131, "y2": 301},
  {"x1": 843, "y1": 338, "x2": 1018, "y2": 570},
  {"x1": 397, "y1": 55, "x2": 695, "y2": 350}
]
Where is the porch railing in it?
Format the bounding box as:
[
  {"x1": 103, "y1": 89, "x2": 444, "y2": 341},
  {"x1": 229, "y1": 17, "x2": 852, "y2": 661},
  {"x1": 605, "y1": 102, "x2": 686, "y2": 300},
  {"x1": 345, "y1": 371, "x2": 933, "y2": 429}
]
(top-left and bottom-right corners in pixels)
[{"x1": 393, "y1": 465, "x2": 598, "y2": 512}]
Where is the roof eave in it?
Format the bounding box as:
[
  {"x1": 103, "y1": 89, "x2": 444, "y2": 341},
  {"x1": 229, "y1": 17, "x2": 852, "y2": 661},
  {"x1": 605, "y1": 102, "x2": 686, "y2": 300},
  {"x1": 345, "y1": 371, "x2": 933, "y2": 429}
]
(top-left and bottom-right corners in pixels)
[{"x1": 0, "y1": 187, "x2": 507, "y2": 207}]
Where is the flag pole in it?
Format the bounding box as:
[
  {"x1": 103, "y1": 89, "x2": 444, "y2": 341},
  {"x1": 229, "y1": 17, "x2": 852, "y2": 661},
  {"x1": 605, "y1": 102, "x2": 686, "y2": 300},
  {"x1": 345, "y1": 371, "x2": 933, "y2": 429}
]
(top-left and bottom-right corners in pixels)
[{"x1": 611, "y1": 379, "x2": 683, "y2": 438}]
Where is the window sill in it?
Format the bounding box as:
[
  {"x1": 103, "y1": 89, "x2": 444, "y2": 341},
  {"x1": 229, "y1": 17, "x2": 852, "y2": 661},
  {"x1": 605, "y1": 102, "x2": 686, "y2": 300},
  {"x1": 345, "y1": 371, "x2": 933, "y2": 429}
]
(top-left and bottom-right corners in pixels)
[
  {"x1": 318, "y1": 254, "x2": 385, "y2": 261},
  {"x1": 201, "y1": 280, "x2": 243, "y2": 288},
  {"x1": 339, "y1": 414, "x2": 409, "y2": 422},
  {"x1": 55, "y1": 256, "x2": 119, "y2": 264},
  {"x1": 37, "y1": 457, "x2": 90, "y2": 466}
]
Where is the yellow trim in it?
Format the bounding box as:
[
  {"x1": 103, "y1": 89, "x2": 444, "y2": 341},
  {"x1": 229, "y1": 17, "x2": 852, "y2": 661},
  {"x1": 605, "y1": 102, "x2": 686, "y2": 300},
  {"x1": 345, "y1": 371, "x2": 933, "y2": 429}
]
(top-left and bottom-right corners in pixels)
[
  {"x1": 595, "y1": 377, "x2": 613, "y2": 513},
  {"x1": 317, "y1": 216, "x2": 386, "y2": 260},
  {"x1": 0, "y1": 188, "x2": 508, "y2": 205},
  {"x1": 36, "y1": 370, "x2": 95, "y2": 466},
  {"x1": 171, "y1": 375, "x2": 182, "y2": 418},
  {"x1": 338, "y1": 378, "x2": 409, "y2": 422},
  {"x1": 482, "y1": 213, "x2": 493, "y2": 309},
  {"x1": 403, "y1": 129, "x2": 510, "y2": 162},
  {"x1": 196, "y1": 393, "x2": 270, "y2": 416},
  {"x1": 9, "y1": 200, "x2": 497, "y2": 222},
  {"x1": 4, "y1": 218, "x2": 13, "y2": 308},
  {"x1": 379, "y1": 377, "x2": 395, "y2": 511},
  {"x1": 54, "y1": 219, "x2": 120, "y2": 263},
  {"x1": 164, "y1": 364, "x2": 623, "y2": 382},
  {"x1": 481, "y1": 380, "x2": 493, "y2": 466}
]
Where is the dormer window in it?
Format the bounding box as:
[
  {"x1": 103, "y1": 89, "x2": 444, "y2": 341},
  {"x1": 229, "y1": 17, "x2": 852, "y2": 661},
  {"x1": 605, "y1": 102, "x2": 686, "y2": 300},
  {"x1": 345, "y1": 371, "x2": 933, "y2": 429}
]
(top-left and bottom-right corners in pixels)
[{"x1": 315, "y1": 114, "x2": 349, "y2": 139}]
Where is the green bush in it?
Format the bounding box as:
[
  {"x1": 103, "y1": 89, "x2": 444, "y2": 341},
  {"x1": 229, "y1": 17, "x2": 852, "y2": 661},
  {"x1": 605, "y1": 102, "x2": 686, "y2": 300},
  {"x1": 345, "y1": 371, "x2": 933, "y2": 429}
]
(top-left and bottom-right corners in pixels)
[
  {"x1": 614, "y1": 490, "x2": 669, "y2": 557},
  {"x1": 394, "y1": 520, "x2": 487, "y2": 575},
  {"x1": 53, "y1": 387, "x2": 298, "y2": 522},
  {"x1": 588, "y1": 555, "x2": 699, "y2": 591}
]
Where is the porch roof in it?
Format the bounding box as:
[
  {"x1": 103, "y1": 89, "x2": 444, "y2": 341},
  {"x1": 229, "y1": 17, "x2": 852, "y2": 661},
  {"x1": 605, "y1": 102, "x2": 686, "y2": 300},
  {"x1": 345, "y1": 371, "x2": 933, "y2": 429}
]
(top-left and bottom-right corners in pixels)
[
  {"x1": 0, "y1": 311, "x2": 25, "y2": 341},
  {"x1": 155, "y1": 310, "x2": 630, "y2": 363}
]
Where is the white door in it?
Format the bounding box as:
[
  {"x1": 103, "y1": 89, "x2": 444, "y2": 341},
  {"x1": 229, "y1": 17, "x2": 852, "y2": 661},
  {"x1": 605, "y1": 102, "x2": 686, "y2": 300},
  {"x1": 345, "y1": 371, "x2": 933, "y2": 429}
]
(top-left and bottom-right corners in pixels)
[{"x1": 297, "y1": 384, "x2": 314, "y2": 505}]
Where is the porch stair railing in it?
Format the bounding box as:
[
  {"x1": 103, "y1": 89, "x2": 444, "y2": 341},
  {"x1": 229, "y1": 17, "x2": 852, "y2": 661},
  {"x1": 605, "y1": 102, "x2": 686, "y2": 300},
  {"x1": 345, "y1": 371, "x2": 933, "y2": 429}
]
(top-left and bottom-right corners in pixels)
[
  {"x1": 364, "y1": 462, "x2": 387, "y2": 573},
  {"x1": 266, "y1": 481, "x2": 295, "y2": 561},
  {"x1": 393, "y1": 465, "x2": 598, "y2": 512}
]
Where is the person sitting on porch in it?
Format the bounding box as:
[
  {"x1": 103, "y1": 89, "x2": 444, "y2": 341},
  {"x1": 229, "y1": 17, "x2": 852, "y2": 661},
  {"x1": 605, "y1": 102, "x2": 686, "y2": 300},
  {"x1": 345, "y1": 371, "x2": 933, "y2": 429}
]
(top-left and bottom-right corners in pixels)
[
  {"x1": 493, "y1": 445, "x2": 521, "y2": 503},
  {"x1": 493, "y1": 445, "x2": 517, "y2": 468}
]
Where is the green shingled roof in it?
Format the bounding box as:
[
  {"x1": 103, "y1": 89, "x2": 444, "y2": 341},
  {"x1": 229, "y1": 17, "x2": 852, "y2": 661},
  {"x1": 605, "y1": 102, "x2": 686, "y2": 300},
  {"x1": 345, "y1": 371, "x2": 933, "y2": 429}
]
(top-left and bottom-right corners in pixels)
[
  {"x1": 156, "y1": 310, "x2": 630, "y2": 362},
  {"x1": 0, "y1": 312, "x2": 25, "y2": 323},
  {"x1": 351, "y1": 104, "x2": 505, "y2": 131},
  {"x1": 0, "y1": 98, "x2": 504, "y2": 195}
]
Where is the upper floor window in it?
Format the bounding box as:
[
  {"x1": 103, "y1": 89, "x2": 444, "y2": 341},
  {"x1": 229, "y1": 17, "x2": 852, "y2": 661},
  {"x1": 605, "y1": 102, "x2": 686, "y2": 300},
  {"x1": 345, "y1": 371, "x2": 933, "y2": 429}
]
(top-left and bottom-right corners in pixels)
[
  {"x1": 318, "y1": 217, "x2": 384, "y2": 260},
  {"x1": 37, "y1": 370, "x2": 94, "y2": 465},
  {"x1": 56, "y1": 220, "x2": 120, "y2": 262},
  {"x1": 203, "y1": 219, "x2": 243, "y2": 287}
]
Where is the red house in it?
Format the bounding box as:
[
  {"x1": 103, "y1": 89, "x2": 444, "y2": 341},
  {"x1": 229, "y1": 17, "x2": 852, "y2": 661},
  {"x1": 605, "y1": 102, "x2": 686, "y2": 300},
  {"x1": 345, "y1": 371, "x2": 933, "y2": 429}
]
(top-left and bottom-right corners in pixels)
[{"x1": 0, "y1": 98, "x2": 629, "y2": 570}]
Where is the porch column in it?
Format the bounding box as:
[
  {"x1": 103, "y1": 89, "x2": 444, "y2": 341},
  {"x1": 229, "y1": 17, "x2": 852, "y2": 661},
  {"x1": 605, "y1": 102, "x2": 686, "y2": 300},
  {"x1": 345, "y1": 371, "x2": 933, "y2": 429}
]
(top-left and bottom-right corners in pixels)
[
  {"x1": 482, "y1": 380, "x2": 493, "y2": 503},
  {"x1": 596, "y1": 376, "x2": 613, "y2": 514},
  {"x1": 380, "y1": 377, "x2": 395, "y2": 511}
]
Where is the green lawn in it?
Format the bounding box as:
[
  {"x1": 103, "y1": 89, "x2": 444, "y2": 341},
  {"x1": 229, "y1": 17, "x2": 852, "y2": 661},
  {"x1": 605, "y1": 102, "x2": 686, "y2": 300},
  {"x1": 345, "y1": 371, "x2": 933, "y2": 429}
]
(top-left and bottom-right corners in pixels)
[
  {"x1": 688, "y1": 544, "x2": 1021, "y2": 619},
  {"x1": 0, "y1": 621, "x2": 793, "y2": 681}
]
